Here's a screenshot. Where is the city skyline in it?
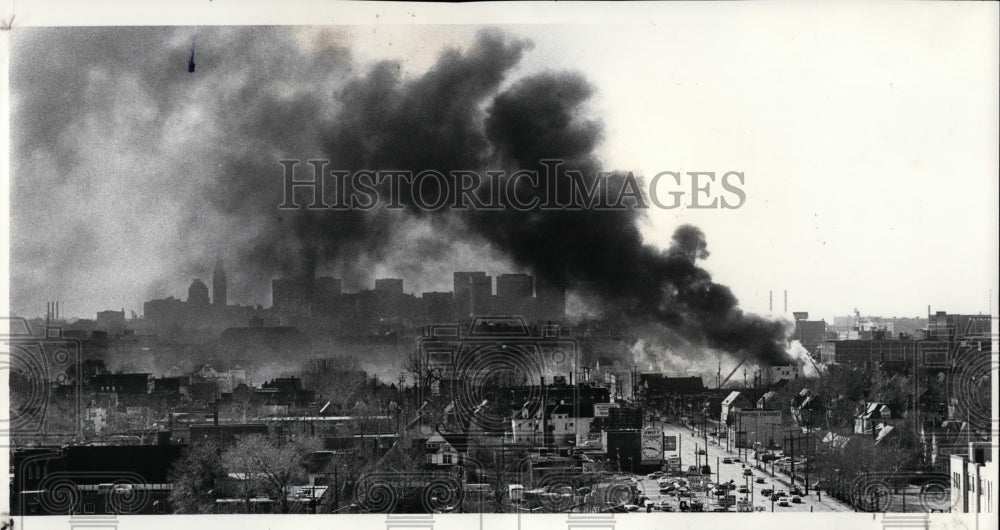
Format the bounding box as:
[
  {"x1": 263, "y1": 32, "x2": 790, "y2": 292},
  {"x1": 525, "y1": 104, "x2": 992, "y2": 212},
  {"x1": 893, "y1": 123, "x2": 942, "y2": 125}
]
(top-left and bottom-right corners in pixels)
[{"x1": 8, "y1": 17, "x2": 998, "y2": 326}]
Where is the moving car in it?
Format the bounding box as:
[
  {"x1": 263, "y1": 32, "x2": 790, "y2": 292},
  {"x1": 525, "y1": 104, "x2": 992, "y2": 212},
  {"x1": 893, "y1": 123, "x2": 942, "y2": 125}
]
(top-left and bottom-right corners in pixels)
[
  {"x1": 743, "y1": 469, "x2": 753, "y2": 476},
  {"x1": 697, "y1": 449, "x2": 706, "y2": 455},
  {"x1": 777, "y1": 497, "x2": 790, "y2": 507},
  {"x1": 732, "y1": 457, "x2": 741, "y2": 462},
  {"x1": 760, "y1": 488, "x2": 773, "y2": 497},
  {"x1": 722, "y1": 458, "x2": 733, "y2": 464},
  {"x1": 648, "y1": 472, "x2": 663, "y2": 480},
  {"x1": 659, "y1": 486, "x2": 675, "y2": 494},
  {"x1": 756, "y1": 477, "x2": 766, "y2": 484},
  {"x1": 791, "y1": 496, "x2": 802, "y2": 504},
  {"x1": 738, "y1": 486, "x2": 749, "y2": 494}
]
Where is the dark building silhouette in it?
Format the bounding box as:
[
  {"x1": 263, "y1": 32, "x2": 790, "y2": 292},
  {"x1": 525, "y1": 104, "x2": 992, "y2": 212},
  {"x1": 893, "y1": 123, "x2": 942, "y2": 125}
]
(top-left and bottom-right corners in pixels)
[
  {"x1": 422, "y1": 291, "x2": 455, "y2": 323},
  {"x1": 454, "y1": 272, "x2": 488, "y2": 318},
  {"x1": 536, "y1": 279, "x2": 566, "y2": 321},
  {"x1": 496, "y1": 273, "x2": 533, "y2": 315},
  {"x1": 188, "y1": 278, "x2": 210, "y2": 307},
  {"x1": 213, "y1": 260, "x2": 228, "y2": 306},
  {"x1": 315, "y1": 276, "x2": 343, "y2": 299},
  {"x1": 470, "y1": 273, "x2": 493, "y2": 316},
  {"x1": 374, "y1": 278, "x2": 404, "y2": 295}
]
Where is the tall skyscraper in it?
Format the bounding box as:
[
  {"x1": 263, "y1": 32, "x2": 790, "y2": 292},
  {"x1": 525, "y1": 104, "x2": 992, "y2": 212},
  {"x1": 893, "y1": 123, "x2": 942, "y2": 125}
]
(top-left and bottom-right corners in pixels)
[
  {"x1": 188, "y1": 279, "x2": 210, "y2": 307},
  {"x1": 454, "y1": 272, "x2": 491, "y2": 318},
  {"x1": 213, "y1": 260, "x2": 228, "y2": 306}
]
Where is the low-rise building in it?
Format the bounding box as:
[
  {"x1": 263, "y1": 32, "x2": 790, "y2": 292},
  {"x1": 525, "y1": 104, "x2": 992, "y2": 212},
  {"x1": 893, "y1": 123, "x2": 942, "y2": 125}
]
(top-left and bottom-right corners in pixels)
[{"x1": 950, "y1": 442, "x2": 995, "y2": 513}]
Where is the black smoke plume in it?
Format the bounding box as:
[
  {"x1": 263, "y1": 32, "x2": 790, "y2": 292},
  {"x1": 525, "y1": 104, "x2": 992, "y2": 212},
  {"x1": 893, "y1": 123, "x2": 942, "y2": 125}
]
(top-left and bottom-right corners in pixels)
[{"x1": 12, "y1": 27, "x2": 792, "y2": 365}]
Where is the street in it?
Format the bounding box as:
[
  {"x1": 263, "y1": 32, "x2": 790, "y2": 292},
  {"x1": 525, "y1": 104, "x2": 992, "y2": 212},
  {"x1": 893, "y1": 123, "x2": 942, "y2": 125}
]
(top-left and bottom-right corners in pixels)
[{"x1": 632, "y1": 420, "x2": 855, "y2": 513}]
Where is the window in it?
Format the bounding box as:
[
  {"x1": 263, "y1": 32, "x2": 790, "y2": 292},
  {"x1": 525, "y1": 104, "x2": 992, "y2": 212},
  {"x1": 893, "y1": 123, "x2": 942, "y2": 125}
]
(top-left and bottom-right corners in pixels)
[
  {"x1": 443, "y1": 454, "x2": 453, "y2": 464},
  {"x1": 84, "y1": 503, "x2": 95, "y2": 514}
]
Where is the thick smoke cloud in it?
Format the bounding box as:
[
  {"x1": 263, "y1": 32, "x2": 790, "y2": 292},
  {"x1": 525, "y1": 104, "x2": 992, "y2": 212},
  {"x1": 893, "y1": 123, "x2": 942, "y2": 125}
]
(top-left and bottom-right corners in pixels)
[{"x1": 11, "y1": 27, "x2": 792, "y2": 365}]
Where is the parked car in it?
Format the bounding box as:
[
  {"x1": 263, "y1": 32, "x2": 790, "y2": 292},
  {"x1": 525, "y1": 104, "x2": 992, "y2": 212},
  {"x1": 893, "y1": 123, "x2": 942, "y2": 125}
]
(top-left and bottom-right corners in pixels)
[
  {"x1": 732, "y1": 457, "x2": 741, "y2": 462},
  {"x1": 678, "y1": 501, "x2": 690, "y2": 512},
  {"x1": 659, "y1": 486, "x2": 675, "y2": 494},
  {"x1": 755, "y1": 477, "x2": 766, "y2": 484},
  {"x1": 648, "y1": 472, "x2": 663, "y2": 480},
  {"x1": 761, "y1": 488, "x2": 773, "y2": 497},
  {"x1": 790, "y1": 486, "x2": 803, "y2": 496},
  {"x1": 697, "y1": 449, "x2": 706, "y2": 455},
  {"x1": 743, "y1": 469, "x2": 753, "y2": 476},
  {"x1": 738, "y1": 486, "x2": 749, "y2": 494},
  {"x1": 689, "y1": 501, "x2": 704, "y2": 512},
  {"x1": 624, "y1": 504, "x2": 641, "y2": 512},
  {"x1": 723, "y1": 458, "x2": 733, "y2": 464}
]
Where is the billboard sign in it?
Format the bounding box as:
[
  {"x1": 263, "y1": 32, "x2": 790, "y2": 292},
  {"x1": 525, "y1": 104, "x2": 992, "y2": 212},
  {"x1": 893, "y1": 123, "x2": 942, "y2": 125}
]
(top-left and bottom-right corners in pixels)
[
  {"x1": 594, "y1": 402, "x2": 620, "y2": 418},
  {"x1": 641, "y1": 428, "x2": 664, "y2": 464}
]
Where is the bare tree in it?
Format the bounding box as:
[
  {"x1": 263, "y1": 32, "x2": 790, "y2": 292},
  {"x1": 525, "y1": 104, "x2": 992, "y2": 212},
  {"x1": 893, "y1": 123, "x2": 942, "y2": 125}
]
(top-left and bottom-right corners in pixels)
[
  {"x1": 169, "y1": 441, "x2": 226, "y2": 513},
  {"x1": 221, "y1": 434, "x2": 322, "y2": 513}
]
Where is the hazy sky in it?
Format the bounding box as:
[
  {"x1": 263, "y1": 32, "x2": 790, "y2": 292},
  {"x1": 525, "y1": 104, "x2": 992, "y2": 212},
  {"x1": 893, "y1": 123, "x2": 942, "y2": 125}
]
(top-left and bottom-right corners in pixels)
[{"x1": 5, "y1": 3, "x2": 998, "y2": 323}]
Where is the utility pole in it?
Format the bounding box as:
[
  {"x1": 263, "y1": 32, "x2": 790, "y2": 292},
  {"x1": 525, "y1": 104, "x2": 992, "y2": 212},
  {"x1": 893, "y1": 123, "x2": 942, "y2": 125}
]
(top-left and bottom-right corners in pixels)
[
  {"x1": 789, "y1": 433, "x2": 795, "y2": 488},
  {"x1": 804, "y1": 416, "x2": 810, "y2": 495}
]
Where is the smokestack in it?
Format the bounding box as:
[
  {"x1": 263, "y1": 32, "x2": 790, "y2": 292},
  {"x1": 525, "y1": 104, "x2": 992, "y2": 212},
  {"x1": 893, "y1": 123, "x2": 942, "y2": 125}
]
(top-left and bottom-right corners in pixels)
[{"x1": 56, "y1": 301, "x2": 60, "y2": 320}]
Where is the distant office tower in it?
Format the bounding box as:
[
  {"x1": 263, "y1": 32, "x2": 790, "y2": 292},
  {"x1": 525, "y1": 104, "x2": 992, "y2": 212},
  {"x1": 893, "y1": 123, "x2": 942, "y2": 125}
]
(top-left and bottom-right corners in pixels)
[
  {"x1": 96, "y1": 309, "x2": 126, "y2": 334},
  {"x1": 496, "y1": 273, "x2": 534, "y2": 315},
  {"x1": 212, "y1": 261, "x2": 228, "y2": 306},
  {"x1": 271, "y1": 276, "x2": 313, "y2": 313},
  {"x1": 470, "y1": 273, "x2": 494, "y2": 316},
  {"x1": 536, "y1": 279, "x2": 566, "y2": 321},
  {"x1": 454, "y1": 272, "x2": 486, "y2": 318},
  {"x1": 375, "y1": 278, "x2": 404, "y2": 295},
  {"x1": 188, "y1": 279, "x2": 210, "y2": 307},
  {"x1": 422, "y1": 291, "x2": 455, "y2": 322},
  {"x1": 314, "y1": 277, "x2": 343, "y2": 302}
]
